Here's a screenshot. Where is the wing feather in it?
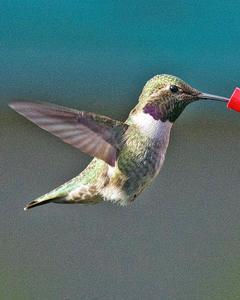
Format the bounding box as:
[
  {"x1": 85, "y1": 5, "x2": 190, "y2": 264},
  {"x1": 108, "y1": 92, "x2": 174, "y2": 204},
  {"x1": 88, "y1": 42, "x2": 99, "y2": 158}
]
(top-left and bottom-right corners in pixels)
[{"x1": 9, "y1": 101, "x2": 127, "y2": 166}]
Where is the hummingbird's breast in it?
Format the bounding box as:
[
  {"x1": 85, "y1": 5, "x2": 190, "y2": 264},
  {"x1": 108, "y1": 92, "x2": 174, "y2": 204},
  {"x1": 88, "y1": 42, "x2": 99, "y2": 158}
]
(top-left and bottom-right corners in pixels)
[{"x1": 102, "y1": 112, "x2": 173, "y2": 205}]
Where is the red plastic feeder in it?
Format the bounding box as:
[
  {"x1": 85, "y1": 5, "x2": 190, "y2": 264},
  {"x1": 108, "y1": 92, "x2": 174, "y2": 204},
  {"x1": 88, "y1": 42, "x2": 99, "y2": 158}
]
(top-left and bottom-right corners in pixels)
[{"x1": 227, "y1": 88, "x2": 240, "y2": 112}]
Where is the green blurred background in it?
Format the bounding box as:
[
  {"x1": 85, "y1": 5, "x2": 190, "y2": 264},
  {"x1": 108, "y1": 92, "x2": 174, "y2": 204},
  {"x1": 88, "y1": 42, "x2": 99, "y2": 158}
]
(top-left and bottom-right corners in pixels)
[{"x1": 1, "y1": 1, "x2": 240, "y2": 299}]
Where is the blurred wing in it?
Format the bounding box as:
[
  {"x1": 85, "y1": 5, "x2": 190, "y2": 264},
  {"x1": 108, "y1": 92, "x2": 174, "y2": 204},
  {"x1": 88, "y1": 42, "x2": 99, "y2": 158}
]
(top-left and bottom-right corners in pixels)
[{"x1": 9, "y1": 101, "x2": 128, "y2": 166}]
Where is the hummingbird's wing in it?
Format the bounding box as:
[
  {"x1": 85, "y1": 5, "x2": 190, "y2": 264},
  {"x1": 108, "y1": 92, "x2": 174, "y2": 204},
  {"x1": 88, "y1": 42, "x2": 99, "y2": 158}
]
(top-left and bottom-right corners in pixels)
[{"x1": 9, "y1": 101, "x2": 128, "y2": 166}]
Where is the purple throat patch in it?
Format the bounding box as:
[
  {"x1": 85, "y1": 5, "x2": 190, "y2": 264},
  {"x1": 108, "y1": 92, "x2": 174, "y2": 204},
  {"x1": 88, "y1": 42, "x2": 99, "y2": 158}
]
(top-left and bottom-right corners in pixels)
[{"x1": 143, "y1": 103, "x2": 162, "y2": 120}]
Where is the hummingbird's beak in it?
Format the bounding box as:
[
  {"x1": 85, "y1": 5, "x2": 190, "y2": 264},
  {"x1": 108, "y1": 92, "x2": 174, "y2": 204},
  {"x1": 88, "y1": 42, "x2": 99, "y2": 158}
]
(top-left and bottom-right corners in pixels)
[{"x1": 197, "y1": 92, "x2": 229, "y2": 103}]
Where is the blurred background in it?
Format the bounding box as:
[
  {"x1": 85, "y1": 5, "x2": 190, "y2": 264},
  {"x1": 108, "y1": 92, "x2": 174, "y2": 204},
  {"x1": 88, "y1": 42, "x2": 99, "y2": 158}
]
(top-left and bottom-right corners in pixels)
[{"x1": 1, "y1": 1, "x2": 240, "y2": 299}]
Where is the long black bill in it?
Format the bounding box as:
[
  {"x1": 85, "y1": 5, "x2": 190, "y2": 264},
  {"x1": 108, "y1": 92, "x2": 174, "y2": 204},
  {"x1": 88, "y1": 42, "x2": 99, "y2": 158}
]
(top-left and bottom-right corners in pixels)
[{"x1": 198, "y1": 92, "x2": 229, "y2": 103}]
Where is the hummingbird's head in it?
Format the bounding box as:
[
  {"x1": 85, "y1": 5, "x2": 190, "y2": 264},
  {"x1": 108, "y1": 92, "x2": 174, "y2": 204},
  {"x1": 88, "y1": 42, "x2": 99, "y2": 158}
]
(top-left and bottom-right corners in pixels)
[{"x1": 137, "y1": 74, "x2": 228, "y2": 122}]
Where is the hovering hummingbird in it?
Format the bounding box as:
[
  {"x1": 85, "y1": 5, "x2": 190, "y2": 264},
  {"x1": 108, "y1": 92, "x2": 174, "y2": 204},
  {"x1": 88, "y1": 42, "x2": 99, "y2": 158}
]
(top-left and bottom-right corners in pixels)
[{"x1": 9, "y1": 74, "x2": 228, "y2": 210}]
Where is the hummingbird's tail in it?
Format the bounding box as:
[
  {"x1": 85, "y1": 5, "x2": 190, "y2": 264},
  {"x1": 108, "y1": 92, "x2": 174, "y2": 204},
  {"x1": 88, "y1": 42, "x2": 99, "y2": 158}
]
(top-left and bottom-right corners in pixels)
[
  {"x1": 24, "y1": 182, "x2": 103, "y2": 210},
  {"x1": 23, "y1": 180, "x2": 72, "y2": 210},
  {"x1": 24, "y1": 193, "x2": 67, "y2": 210}
]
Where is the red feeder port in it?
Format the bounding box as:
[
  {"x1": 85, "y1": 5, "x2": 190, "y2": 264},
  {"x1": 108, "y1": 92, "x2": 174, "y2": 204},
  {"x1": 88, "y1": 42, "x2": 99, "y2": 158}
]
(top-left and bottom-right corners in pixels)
[{"x1": 227, "y1": 88, "x2": 240, "y2": 112}]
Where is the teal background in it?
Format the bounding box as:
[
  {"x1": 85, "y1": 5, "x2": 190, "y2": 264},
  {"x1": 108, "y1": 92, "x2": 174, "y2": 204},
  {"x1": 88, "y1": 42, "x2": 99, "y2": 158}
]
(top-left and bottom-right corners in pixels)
[{"x1": 1, "y1": 1, "x2": 240, "y2": 299}]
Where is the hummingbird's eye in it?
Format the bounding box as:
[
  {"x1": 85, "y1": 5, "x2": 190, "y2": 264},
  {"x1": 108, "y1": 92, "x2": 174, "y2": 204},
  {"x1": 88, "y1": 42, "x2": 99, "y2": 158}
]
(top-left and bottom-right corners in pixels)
[{"x1": 169, "y1": 85, "x2": 179, "y2": 93}]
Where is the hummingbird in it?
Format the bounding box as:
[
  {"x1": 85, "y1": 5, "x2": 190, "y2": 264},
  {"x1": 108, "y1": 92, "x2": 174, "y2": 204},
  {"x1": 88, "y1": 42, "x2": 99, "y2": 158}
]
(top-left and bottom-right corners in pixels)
[{"x1": 9, "y1": 74, "x2": 229, "y2": 210}]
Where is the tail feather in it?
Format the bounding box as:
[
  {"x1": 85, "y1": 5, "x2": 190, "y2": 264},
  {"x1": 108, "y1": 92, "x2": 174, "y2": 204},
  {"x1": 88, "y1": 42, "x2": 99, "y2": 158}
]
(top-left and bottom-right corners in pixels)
[
  {"x1": 24, "y1": 188, "x2": 103, "y2": 210},
  {"x1": 24, "y1": 195, "x2": 66, "y2": 210},
  {"x1": 24, "y1": 187, "x2": 67, "y2": 211},
  {"x1": 24, "y1": 181, "x2": 103, "y2": 210},
  {"x1": 24, "y1": 199, "x2": 52, "y2": 210}
]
